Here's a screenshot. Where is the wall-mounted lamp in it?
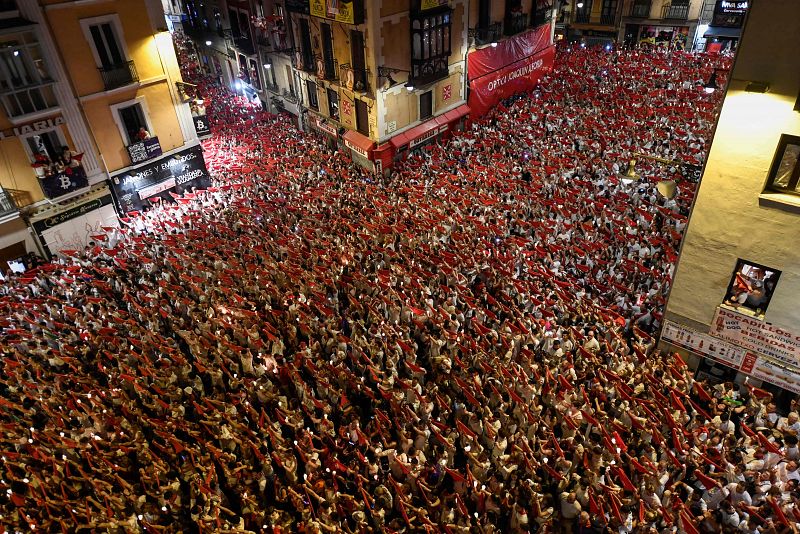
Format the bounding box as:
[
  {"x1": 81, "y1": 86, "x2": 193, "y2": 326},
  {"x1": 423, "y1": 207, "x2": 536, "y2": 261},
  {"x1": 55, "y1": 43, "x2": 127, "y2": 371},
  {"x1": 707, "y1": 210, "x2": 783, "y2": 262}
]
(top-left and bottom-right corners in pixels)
[
  {"x1": 378, "y1": 66, "x2": 412, "y2": 92},
  {"x1": 744, "y1": 81, "x2": 769, "y2": 93}
]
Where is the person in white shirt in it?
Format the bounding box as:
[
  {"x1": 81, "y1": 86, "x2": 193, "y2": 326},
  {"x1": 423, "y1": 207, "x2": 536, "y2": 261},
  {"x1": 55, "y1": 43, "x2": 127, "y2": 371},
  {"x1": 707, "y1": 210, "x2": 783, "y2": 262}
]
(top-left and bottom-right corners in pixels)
[
  {"x1": 778, "y1": 412, "x2": 800, "y2": 436},
  {"x1": 726, "y1": 481, "x2": 752, "y2": 507}
]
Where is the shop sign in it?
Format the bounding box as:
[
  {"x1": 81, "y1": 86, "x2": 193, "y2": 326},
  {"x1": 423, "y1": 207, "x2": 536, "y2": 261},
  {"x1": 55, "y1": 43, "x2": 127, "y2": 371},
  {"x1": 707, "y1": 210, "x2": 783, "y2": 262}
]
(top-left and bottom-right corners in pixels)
[
  {"x1": 421, "y1": 0, "x2": 449, "y2": 10},
  {"x1": 710, "y1": 307, "x2": 800, "y2": 371},
  {"x1": 314, "y1": 117, "x2": 338, "y2": 137},
  {"x1": 409, "y1": 126, "x2": 440, "y2": 149},
  {"x1": 0, "y1": 116, "x2": 65, "y2": 140},
  {"x1": 110, "y1": 144, "x2": 211, "y2": 214},
  {"x1": 716, "y1": 0, "x2": 748, "y2": 14},
  {"x1": 32, "y1": 195, "x2": 112, "y2": 232},
  {"x1": 127, "y1": 137, "x2": 163, "y2": 164},
  {"x1": 344, "y1": 139, "x2": 369, "y2": 158},
  {"x1": 309, "y1": 0, "x2": 358, "y2": 24},
  {"x1": 661, "y1": 320, "x2": 746, "y2": 369}
]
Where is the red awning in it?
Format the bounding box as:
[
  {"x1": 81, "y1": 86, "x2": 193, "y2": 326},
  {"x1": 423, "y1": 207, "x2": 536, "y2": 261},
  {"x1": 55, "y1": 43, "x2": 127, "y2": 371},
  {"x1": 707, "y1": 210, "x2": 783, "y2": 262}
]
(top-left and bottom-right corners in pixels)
[
  {"x1": 342, "y1": 129, "x2": 375, "y2": 154},
  {"x1": 443, "y1": 104, "x2": 471, "y2": 123},
  {"x1": 389, "y1": 131, "x2": 411, "y2": 150}
]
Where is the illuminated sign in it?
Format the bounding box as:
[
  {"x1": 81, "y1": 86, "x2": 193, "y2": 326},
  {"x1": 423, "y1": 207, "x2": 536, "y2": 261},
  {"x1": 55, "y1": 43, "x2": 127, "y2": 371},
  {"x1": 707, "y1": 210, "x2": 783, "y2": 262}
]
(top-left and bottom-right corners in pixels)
[{"x1": 717, "y1": 0, "x2": 748, "y2": 14}]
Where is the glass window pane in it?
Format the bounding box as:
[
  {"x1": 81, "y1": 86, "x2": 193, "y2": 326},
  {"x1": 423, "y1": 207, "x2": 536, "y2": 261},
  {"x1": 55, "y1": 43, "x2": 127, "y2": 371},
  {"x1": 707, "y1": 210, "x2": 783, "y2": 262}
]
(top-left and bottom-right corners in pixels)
[{"x1": 774, "y1": 144, "x2": 800, "y2": 189}]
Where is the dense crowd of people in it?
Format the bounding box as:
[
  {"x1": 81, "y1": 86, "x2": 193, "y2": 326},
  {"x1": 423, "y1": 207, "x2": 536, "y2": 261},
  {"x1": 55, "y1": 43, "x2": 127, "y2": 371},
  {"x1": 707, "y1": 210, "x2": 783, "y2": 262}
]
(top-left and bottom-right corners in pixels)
[{"x1": 1, "y1": 34, "x2": 798, "y2": 533}]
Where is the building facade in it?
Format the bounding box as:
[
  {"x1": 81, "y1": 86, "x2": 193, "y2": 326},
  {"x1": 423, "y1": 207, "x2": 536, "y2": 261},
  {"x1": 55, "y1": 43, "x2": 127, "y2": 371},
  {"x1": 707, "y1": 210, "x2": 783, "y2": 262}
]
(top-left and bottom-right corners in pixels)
[
  {"x1": 179, "y1": 0, "x2": 554, "y2": 173},
  {"x1": 0, "y1": 0, "x2": 201, "y2": 266},
  {"x1": 663, "y1": 0, "x2": 800, "y2": 400},
  {"x1": 617, "y1": 0, "x2": 702, "y2": 49}
]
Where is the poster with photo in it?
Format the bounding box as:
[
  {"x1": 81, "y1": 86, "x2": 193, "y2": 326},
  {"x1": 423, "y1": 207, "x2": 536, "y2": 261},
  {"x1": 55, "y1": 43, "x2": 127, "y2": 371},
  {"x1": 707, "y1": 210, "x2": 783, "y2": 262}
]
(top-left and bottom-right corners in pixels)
[{"x1": 722, "y1": 258, "x2": 780, "y2": 318}]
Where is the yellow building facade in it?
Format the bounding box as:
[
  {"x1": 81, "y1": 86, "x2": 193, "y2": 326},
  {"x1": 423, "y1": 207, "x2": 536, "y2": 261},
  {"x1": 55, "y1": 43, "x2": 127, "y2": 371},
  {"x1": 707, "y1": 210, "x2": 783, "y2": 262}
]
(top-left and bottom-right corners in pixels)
[
  {"x1": 664, "y1": 0, "x2": 800, "y2": 401},
  {"x1": 0, "y1": 0, "x2": 198, "y2": 264}
]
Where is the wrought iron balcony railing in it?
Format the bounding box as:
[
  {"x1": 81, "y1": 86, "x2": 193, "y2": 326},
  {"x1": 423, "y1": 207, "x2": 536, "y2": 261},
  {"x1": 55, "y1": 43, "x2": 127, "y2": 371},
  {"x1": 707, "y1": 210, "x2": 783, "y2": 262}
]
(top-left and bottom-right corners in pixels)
[
  {"x1": 662, "y1": 3, "x2": 689, "y2": 19},
  {"x1": 98, "y1": 60, "x2": 138, "y2": 91},
  {"x1": 504, "y1": 12, "x2": 528, "y2": 36}
]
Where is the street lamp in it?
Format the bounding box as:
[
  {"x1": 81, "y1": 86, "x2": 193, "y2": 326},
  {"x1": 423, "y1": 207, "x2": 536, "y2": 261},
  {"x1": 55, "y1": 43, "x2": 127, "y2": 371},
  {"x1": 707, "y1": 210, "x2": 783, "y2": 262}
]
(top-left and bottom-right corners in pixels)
[{"x1": 205, "y1": 40, "x2": 212, "y2": 46}]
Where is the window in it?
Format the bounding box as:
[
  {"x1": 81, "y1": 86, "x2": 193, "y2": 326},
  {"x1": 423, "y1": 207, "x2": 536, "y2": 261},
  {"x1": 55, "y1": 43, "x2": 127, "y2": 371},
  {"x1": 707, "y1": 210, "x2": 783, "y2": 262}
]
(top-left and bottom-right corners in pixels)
[
  {"x1": 355, "y1": 98, "x2": 368, "y2": 136},
  {"x1": 299, "y1": 18, "x2": 313, "y2": 72},
  {"x1": 327, "y1": 88, "x2": 339, "y2": 120},
  {"x1": 285, "y1": 65, "x2": 294, "y2": 95},
  {"x1": 320, "y1": 23, "x2": 335, "y2": 79},
  {"x1": 419, "y1": 90, "x2": 432, "y2": 120},
  {"x1": 306, "y1": 79, "x2": 318, "y2": 110},
  {"x1": 600, "y1": 0, "x2": 617, "y2": 25},
  {"x1": 248, "y1": 58, "x2": 261, "y2": 90},
  {"x1": 764, "y1": 134, "x2": 800, "y2": 196},
  {"x1": 0, "y1": 33, "x2": 58, "y2": 118},
  {"x1": 411, "y1": 9, "x2": 452, "y2": 85},
  {"x1": 89, "y1": 23, "x2": 125, "y2": 69},
  {"x1": 110, "y1": 98, "x2": 153, "y2": 145},
  {"x1": 24, "y1": 129, "x2": 65, "y2": 163}
]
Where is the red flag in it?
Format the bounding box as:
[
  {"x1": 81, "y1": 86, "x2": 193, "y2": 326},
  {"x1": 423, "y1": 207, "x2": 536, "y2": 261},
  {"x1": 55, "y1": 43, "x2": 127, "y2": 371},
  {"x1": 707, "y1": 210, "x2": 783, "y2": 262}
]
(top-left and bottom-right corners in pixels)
[
  {"x1": 693, "y1": 382, "x2": 714, "y2": 403},
  {"x1": 615, "y1": 466, "x2": 636, "y2": 492},
  {"x1": 456, "y1": 420, "x2": 477, "y2": 440},
  {"x1": 693, "y1": 469, "x2": 719, "y2": 491}
]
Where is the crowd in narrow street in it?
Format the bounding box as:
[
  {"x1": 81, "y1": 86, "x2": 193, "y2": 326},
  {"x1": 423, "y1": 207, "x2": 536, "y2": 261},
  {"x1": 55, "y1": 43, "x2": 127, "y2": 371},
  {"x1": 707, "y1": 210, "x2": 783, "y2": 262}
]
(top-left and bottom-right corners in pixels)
[{"x1": 2, "y1": 35, "x2": 798, "y2": 534}]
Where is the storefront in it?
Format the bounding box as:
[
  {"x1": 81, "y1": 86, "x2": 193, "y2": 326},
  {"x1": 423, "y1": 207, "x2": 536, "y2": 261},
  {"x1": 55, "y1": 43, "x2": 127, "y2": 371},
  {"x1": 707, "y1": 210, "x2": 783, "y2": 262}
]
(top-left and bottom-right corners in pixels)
[
  {"x1": 342, "y1": 130, "x2": 375, "y2": 172},
  {"x1": 637, "y1": 25, "x2": 691, "y2": 49},
  {"x1": 701, "y1": 0, "x2": 746, "y2": 51},
  {"x1": 388, "y1": 104, "x2": 472, "y2": 164},
  {"x1": 309, "y1": 113, "x2": 339, "y2": 149},
  {"x1": 29, "y1": 189, "x2": 117, "y2": 259}
]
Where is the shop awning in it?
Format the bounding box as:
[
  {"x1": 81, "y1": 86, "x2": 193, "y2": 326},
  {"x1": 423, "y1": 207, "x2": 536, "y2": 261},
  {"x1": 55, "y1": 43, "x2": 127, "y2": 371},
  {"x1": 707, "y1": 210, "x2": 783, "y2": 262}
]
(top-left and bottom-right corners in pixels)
[
  {"x1": 442, "y1": 104, "x2": 471, "y2": 124},
  {"x1": 342, "y1": 129, "x2": 375, "y2": 157},
  {"x1": 389, "y1": 131, "x2": 411, "y2": 150},
  {"x1": 703, "y1": 26, "x2": 742, "y2": 39},
  {"x1": 390, "y1": 117, "x2": 440, "y2": 150}
]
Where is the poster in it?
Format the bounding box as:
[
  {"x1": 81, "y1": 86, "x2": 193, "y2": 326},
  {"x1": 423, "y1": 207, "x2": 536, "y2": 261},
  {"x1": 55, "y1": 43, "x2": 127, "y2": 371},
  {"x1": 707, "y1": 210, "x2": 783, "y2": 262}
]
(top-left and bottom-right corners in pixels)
[
  {"x1": 110, "y1": 144, "x2": 211, "y2": 214},
  {"x1": 710, "y1": 307, "x2": 800, "y2": 371},
  {"x1": 193, "y1": 115, "x2": 211, "y2": 138},
  {"x1": 38, "y1": 165, "x2": 89, "y2": 200},
  {"x1": 468, "y1": 46, "x2": 555, "y2": 118},
  {"x1": 722, "y1": 258, "x2": 781, "y2": 318},
  {"x1": 31, "y1": 195, "x2": 117, "y2": 258},
  {"x1": 661, "y1": 320, "x2": 747, "y2": 369},
  {"x1": 127, "y1": 137, "x2": 163, "y2": 164},
  {"x1": 639, "y1": 26, "x2": 689, "y2": 50}
]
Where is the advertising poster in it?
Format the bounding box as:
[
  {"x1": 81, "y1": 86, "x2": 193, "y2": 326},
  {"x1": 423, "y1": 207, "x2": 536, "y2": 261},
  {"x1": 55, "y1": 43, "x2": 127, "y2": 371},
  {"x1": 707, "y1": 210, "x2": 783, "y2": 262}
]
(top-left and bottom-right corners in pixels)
[
  {"x1": 31, "y1": 195, "x2": 117, "y2": 258},
  {"x1": 710, "y1": 307, "x2": 800, "y2": 371},
  {"x1": 109, "y1": 145, "x2": 211, "y2": 214},
  {"x1": 661, "y1": 320, "x2": 747, "y2": 369}
]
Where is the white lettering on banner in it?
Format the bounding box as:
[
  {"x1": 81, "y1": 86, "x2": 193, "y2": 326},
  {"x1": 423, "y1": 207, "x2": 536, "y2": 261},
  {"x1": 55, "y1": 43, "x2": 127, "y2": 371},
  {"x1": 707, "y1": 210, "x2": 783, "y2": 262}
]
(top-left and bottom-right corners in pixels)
[
  {"x1": 710, "y1": 307, "x2": 800, "y2": 371},
  {"x1": 315, "y1": 117, "x2": 337, "y2": 136},
  {"x1": 485, "y1": 59, "x2": 544, "y2": 92},
  {"x1": 344, "y1": 140, "x2": 369, "y2": 158},
  {"x1": 409, "y1": 127, "x2": 440, "y2": 149},
  {"x1": 661, "y1": 320, "x2": 746, "y2": 369},
  {"x1": 137, "y1": 177, "x2": 176, "y2": 200}
]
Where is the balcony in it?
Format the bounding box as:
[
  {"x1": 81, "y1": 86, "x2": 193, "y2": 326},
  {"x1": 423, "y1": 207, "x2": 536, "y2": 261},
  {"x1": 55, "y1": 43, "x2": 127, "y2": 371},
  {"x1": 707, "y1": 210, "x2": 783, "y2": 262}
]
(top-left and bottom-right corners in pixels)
[
  {"x1": 661, "y1": 3, "x2": 689, "y2": 20},
  {"x1": 282, "y1": 89, "x2": 298, "y2": 104},
  {"x1": 629, "y1": 0, "x2": 651, "y2": 17},
  {"x1": 315, "y1": 55, "x2": 338, "y2": 81},
  {"x1": 411, "y1": 55, "x2": 449, "y2": 86},
  {"x1": 470, "y1": 22, "x2": 502, "y2": 46},
  {"x1": 531, "y1": 5, "x2": 552, "y2": 27},
  {"x1": 98, "y1": 61, "x2": 138, "y2": 91},
  {"x1": 504, "y1": 12, "x2": 528, "y2": 36},
  {"x1": 231, "y1": 35, "x2": 255, "y2": 56},
  {"x1": 264, "y1": 81, "x2": 279, "y2": 93},
  {"x1": 600, "y1": 10, "x2": 616, "y2": 25},
  {"x1": 0, "y1": 188, "x2": 19, "y2": 219},
  {"x1": 340, "y1": 64, "x2": 370, "y2": 94}
]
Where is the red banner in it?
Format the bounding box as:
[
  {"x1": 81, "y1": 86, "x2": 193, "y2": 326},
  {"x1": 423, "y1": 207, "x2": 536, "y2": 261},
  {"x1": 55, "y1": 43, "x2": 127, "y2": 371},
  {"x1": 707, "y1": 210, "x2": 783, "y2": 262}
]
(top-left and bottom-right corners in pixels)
[
  {"x1": 468, "y1": 45, "x2": 555, "y2": 117},
  {"x1": 467, "y1": 24, "x2": 552, "y2": 81}
]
